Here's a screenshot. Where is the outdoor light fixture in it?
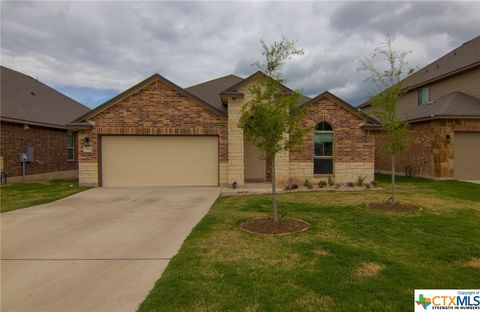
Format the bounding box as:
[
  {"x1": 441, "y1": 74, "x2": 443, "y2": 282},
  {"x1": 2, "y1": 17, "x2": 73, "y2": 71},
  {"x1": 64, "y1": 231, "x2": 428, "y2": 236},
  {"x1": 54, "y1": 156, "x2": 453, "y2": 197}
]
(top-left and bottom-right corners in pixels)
[
  {"x1": 446, "y1": 134, "x2": 452, "y2": 143},
  {"x1": 83, "y1": 137, "x2": 91, "y2": 147}
]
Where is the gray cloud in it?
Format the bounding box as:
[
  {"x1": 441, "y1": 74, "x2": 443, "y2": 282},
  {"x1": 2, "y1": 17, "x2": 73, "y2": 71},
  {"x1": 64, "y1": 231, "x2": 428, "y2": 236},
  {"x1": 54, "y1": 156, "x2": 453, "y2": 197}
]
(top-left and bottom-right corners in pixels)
[{"x1": 1, "y1": 1, "x2": 479, "y2": 107}]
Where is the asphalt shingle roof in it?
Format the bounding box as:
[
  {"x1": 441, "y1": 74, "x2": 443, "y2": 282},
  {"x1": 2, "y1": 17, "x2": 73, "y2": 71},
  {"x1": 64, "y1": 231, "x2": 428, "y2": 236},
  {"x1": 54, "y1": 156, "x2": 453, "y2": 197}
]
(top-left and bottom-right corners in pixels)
[
  {"x1": 397, "y1": 91, "x2": 480, "y2": 122},
  {"x1": 185, "y1": 74, "x2": 244, "y2": 113},
  {"x1": 1, "y1": 66, "x2": 90, "y2": 128}
]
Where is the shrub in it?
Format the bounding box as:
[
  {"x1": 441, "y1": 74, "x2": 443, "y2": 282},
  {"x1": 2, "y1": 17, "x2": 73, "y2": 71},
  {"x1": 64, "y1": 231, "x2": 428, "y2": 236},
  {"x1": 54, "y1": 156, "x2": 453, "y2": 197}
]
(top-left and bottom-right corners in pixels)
[
  {"x1": 318, "y1": 180, "x2": 327, "y2": 188},
  {"x1": 346, "y1": 182, "x2": 355, "y2": 187},
  {"x1": 334, "y1": 183, "x2": 342, "y2": 189},
  {"x1": 365, "y1": 182, "x2": 371, "y2": 189},
  {"x1": 304, "y1": 178, "x2": 313, "y2": 189},
  {"x1": 371, "y1": 180, "x2": 377, "y2": 188},
  {"x1": 356, "y1": 175, "x2": 366, "y2": 186},
  {"x1": 327, "y1": 175, "x2": 335, "y2": 186}
]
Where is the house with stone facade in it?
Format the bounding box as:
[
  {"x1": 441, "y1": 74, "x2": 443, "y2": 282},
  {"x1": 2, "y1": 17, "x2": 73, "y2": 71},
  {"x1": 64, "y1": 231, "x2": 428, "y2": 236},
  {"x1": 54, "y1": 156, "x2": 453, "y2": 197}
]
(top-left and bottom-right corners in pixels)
[
  {"x1": 359, "y1": 35, "x2": 480, "y2": 180},
  {"x1": 0, "y1": 66, "x2": 90, "y2": 182},
  {"x1": 69, "y1": 71, "x2": 377, "y2": 187}
]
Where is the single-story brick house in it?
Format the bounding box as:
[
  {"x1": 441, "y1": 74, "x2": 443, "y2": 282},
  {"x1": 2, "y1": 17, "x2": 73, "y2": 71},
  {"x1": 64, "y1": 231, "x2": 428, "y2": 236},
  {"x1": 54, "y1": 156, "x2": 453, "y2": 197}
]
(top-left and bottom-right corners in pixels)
[
  {"x1": 0, "y1": 66, "x2": 90, "y2": 182},
  {"x1": 69, "y1": 71, "x2": 378, "y2": 187},
  {"x1": 359, "y1": 35, "x2": 480, "y2": 180}
]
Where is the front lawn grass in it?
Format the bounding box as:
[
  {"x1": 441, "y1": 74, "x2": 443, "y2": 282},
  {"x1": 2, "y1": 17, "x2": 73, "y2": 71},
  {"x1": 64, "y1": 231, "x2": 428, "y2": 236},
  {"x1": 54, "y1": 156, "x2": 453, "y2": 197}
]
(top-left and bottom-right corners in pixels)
[
  {"x1": 139, "y1": 175, "x2": 480, "y2": 312},
  {"x1": 0, "y1": 179, "x2": 90, "y2": 213}
]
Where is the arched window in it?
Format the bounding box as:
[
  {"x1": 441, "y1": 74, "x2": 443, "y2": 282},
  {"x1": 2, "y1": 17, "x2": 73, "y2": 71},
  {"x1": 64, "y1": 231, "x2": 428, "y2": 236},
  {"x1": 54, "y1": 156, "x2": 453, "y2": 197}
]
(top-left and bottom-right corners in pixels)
[{"x1": 314, "y1": 122, "x2": 333, "y2": 174}]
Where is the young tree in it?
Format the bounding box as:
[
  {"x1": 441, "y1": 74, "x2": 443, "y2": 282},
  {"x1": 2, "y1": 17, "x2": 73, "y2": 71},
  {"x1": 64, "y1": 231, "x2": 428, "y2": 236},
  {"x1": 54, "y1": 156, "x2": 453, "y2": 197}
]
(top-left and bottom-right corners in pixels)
[
  {"x1": 360, "y1": 34, "x2": 413, "y2": 204},
  {"x1": 240, "y1": 37, "x2": 305, "y2": 223}
]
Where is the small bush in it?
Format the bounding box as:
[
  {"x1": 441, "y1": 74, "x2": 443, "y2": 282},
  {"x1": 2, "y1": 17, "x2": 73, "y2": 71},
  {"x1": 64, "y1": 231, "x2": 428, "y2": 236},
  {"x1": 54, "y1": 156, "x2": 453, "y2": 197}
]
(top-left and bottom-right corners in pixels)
[
  {"x1": 356, "y1": 175, "x2": 366, "y2": 186},
  {"x1": 335, "y1": 183, "x2": 342, "y2": 189},
  {"x1": 346, "y1": 182, "x2": 355, "y2": 187},
  {"x1": 304, "y1": 178, "x2": 313, "y2": 189},
  {"x1": 327, "y1": 176, "x2": 335, "y2": 186},
  {"x1": 318, "y1": 180, "x2": 327, "y2": 188},
  {"x1": 371, "y1": 180, "x2": 377, "y2": 188},
  {"x1": 365, "y1": 183, "x2": 371, "y2": 189}
]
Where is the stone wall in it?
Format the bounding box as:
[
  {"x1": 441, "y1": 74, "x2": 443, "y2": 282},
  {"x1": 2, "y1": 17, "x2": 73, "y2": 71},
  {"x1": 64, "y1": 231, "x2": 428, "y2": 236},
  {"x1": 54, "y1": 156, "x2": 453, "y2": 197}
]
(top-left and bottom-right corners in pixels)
[
  {"x1": 432, "y1": 119, "x2": 480, "y2": 177},
  {"x1": 374, "y1": 119, "x2": 480, "y2": 178},
  {"x1": 227, "y1": 97, "x2": 243, "y2": 185}
]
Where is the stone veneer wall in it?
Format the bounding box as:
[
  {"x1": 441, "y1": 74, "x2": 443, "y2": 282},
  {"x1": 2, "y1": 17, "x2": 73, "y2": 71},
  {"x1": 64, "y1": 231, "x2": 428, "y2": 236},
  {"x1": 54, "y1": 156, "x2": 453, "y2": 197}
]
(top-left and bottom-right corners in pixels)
[
  {"x1": 289, "y1": 96, "x2": 375, "y2": 184},
  {"x1": 227, "y1": 97, "x2": 243, "y2": 185},
  {"x1": 78, "y1": 78, "x2": 228, "y2": 186},
  {"x1": 432, "y1": 119, "x2": 480, "y2": 177},
  {"x1": 375, "y1": 119, "x2": 480, "y2": 178}
]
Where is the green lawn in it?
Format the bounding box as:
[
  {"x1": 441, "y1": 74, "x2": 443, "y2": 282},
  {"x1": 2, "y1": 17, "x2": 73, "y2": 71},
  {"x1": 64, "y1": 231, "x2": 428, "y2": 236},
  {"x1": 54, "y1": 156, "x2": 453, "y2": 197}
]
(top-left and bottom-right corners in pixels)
[
  {"x1": 139, "y1": 175, "x2": 480, "y2": 312},
  {"x1": 0, "y1": 179, "x2": 90, "y2": 213}
]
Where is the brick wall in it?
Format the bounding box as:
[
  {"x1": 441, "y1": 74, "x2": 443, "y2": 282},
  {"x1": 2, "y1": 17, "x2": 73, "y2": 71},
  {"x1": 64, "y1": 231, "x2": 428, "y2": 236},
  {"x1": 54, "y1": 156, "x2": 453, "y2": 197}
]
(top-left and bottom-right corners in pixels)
[
  {"x1": 289, "y1": 97, "x2": 375, "y2": 183},
  {"x1": 374, "y1": 121, "x2": 434, "y2": 177},
  {"x1": 78, "y1": 78, "x2": 228, "y2": 186},
  {"x1": 0, "y1": 121, "x2": 77, "y2": 177}
]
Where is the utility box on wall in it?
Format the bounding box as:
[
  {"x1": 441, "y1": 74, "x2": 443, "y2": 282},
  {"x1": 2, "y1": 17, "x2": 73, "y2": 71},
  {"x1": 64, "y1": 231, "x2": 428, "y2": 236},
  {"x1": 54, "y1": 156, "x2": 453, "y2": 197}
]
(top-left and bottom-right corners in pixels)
[{"x1": 20, "y1": 147, "x2": 34, "y2": 163}]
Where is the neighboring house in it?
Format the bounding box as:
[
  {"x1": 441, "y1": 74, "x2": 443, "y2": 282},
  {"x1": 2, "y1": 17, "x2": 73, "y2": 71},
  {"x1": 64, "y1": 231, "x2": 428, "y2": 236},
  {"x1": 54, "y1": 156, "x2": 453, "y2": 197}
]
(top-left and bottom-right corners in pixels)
[
  {"x1": 69, "y1": 72, "x2": 377, "y2": 187},
  {"x1": 0, "y1": 66, "x2": 90, "y2": 182},
  {"x1": 359, "y1": 35, "x2": 480, "y2": 180}
]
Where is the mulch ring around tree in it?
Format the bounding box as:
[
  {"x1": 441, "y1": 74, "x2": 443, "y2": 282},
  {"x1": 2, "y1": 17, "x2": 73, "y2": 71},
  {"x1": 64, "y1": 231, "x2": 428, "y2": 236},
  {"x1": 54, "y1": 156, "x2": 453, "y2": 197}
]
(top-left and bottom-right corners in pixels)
[
  {"x1": 368, "y1": 202, "x2": 420, "y2": 212},
  {"x1": 240, "y1": 217, "x2": 310, "y2": 235}
]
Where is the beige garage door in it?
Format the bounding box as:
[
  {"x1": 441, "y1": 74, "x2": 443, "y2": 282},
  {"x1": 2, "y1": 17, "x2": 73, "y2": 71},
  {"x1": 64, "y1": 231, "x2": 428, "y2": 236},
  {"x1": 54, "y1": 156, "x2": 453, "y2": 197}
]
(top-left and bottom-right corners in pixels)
[
  {"x1": 101, "y1": 136, "x2": 218, "y2": 187},
  {"x1": 454, "y1": 132, "x2": 480, "y2": 180}
]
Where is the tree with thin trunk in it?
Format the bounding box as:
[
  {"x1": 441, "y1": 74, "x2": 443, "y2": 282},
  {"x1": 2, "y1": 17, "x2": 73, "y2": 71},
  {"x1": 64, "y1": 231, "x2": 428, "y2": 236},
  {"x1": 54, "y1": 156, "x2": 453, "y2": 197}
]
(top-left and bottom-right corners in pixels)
[
  {"x1": 360, "y1": 34, "x2": 413, "y2": 205},
  {"x1": 239, "y1": 37, "x2": 306, "y2": 223}
]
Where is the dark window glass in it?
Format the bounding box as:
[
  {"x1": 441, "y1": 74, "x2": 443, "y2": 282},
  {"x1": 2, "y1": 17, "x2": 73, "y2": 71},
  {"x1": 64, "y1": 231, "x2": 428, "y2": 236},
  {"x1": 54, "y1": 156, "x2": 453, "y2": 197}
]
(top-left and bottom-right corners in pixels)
[
  {"x1": 314, "y1": 122, "x2": 333, "y2": 131},
  {"x1": 314, "y1": 122, "x2": 333, "y2": 174},
  {"x1": 67, "y1": 131, "x2": 75, "y2": 161},
  {"x1": 417, "y1": 86, "x2": 429, "y2": 105},
  {"x1": 314, "y1": 158, "x2": 333, "y2": 174},
  {"x1": 314, "y1": 133, "x2": 333, "y2": 157}
]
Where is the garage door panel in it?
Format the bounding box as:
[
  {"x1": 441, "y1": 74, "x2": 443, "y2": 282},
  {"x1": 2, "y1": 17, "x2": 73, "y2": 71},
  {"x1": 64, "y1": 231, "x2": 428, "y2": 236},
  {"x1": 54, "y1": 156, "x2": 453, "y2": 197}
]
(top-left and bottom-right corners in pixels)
[
  {"x1": 101, "y1": 136, "x2": 218, "y2": 186},
  {"x1": 454, "y1": 132, "x2": 480, "y2": 180}
]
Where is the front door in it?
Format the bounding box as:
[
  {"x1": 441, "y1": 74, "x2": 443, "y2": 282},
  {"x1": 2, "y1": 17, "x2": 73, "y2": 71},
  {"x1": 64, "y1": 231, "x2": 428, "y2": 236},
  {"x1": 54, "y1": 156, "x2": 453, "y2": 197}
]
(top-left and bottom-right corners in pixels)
[{"x1": 244, "y1": 139, "x2": 266, "y2": 181}]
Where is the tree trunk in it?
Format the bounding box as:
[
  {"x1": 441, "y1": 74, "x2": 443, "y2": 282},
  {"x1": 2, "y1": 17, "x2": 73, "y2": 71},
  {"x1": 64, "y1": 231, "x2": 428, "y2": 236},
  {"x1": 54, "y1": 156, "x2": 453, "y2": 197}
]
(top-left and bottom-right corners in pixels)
[
  {"x1": 391, "y1": 154, "x2": 396, "y2": 205},
  {"x1": 271, "y1": 154, "x2": 278, "y2": 223}
]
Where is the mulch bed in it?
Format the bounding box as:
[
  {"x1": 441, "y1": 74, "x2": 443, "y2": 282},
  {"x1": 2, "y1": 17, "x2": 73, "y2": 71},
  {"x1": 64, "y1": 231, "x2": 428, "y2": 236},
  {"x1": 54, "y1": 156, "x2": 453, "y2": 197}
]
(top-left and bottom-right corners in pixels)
[
  {"x1": 240, "y1": 217, "x2": 310, "y2": 235},
  {"x1": 368, "y1": 202, "x2": 420, "y2": 212}
]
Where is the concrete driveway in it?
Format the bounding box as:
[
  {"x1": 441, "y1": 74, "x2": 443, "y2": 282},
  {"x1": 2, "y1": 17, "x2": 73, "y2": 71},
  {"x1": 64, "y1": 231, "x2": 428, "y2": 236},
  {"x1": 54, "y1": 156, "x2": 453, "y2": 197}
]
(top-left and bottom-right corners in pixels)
[{"x1": 1, "y1": 186, "x2": 220, "y2": 312}]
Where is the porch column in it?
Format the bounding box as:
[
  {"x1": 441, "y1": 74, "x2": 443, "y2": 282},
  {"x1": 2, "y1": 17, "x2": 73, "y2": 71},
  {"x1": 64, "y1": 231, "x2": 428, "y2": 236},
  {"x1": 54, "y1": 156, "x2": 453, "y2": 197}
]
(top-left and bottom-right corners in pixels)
[{"x1": 227, "y1": 98, "x2": 244, "y2": 186}]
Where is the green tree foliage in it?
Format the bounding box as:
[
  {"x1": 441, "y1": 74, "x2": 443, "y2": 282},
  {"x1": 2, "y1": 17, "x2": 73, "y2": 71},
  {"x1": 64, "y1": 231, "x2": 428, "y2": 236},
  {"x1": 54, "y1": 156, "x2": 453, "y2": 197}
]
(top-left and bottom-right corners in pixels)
[
  {"x1": 240, "y1": 37, "x2": 305, "y2": 222},
  {"x1": 360, "y1": 34, "x2": 414, "y2": 204}
]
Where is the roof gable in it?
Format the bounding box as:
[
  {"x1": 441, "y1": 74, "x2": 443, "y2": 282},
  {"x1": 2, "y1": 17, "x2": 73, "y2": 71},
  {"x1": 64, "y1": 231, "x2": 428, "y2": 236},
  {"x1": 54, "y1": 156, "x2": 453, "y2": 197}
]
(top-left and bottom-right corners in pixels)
[
  {"x1": 301, "y1": 91, "x2": 378, "y2": 125},
  {"x1": 221, "y1": 71, "x2": 294, "y2": 94},
  {"x1": 74, "y1": 73, "x2": 227, "y2": 123}
]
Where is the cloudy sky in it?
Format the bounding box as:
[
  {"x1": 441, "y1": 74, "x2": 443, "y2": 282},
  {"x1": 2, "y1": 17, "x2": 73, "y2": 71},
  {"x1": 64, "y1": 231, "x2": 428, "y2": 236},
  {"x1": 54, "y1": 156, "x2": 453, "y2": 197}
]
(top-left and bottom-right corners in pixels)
[{"x1": 1, "y1": 1, "x2": 479, "y2": 108}]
